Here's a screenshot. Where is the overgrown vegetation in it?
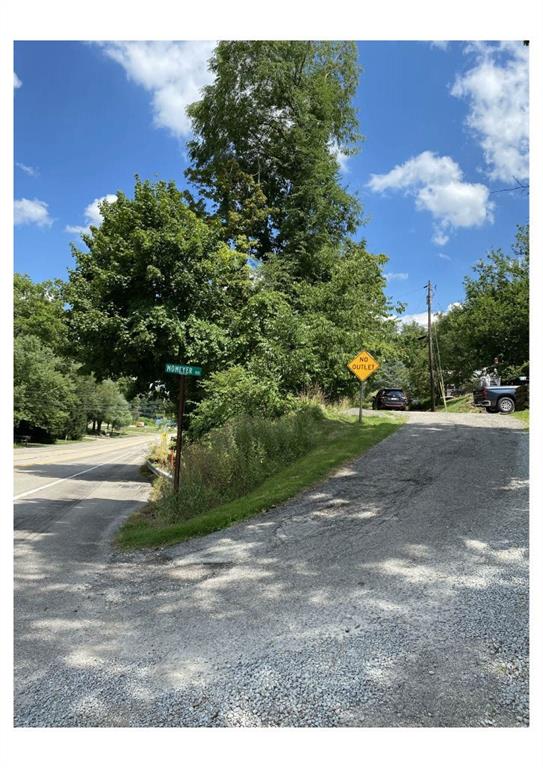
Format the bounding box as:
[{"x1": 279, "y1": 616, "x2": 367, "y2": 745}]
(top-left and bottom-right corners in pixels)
[
  {"x1": 117, "y1": 411, "x2": 403, "y2": 549},
  {"x1": 150, "y1": 403, "x2": 323, "y2": 522}
]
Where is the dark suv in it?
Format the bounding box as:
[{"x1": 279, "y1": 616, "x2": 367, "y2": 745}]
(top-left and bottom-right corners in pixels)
[{"x1": 372, "y1": 388, "x2": 409, "y2": 411}]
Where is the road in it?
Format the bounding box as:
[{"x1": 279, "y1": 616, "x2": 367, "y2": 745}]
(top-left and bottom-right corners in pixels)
[{"x1": 14, "y1": 412, "x2": 528, "y2": 727}]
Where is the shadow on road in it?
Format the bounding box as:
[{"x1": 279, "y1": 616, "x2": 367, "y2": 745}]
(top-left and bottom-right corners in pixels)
[{"x1": 14, "y1": 416, "x2": 529, "y2": 727}]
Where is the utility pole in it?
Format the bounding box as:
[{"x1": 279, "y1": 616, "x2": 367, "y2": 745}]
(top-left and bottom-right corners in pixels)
[{"x1": 426, "y1": 280, "x2": 436, "y2": 412}]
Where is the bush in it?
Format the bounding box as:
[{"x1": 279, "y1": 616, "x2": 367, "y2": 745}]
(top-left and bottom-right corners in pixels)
[
  {"x1": 189, "y1": 365, "x2": 296, "y2": 438},
  {"x1": 149, "y1": 404, "x2": 324, "y2": 524}
]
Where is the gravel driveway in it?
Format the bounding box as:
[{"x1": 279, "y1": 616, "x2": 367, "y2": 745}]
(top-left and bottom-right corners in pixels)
[{"x1": 15, "y1": 411, "x2": 529, "y2": 727}]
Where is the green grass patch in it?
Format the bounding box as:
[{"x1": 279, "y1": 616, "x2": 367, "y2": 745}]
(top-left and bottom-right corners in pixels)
[
  {"x1": 435, "y1": 394, "x2": 478, "y2": 413},
  {"x1": 512, "y1": 409, "x2": 529, "y2": 428},
  {"x1": 116, "y1": 413, "x2": 404, "y2": 550}
]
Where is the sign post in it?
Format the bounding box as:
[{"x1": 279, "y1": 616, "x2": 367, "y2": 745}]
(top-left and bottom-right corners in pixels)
[
  {"x1": 164, "y1": 363, "x2": 203, "y2": 492},
  {"x1": 347, "y1": 350, "x2": 380, "y2": 424}
]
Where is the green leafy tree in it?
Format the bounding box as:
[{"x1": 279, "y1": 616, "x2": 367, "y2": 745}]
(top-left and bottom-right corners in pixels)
[
  {"x1": 186, "y1": 41, "x2": 362, "y2": 278},
  {"x1": 436, "y1": 225, "x2": 529, "y2": 383},
  {"x1": 189, "y1": 366, "x2": 289, "y2": 438},
  {"x1": 222, "y1": 241, "x2": 394, "y2": 402},
  {"x1": 14, "y1": 273, "x2": 67, "y2": 353},
  {"x1": 64, "y1": 178, "x2": 252, "y2": 392},
  {"x1": 298, "y1": 241, "x2": 396, "y2": 398},
  {"x1": 14, "y1": 335, "x2": 78, "y2": 437}
]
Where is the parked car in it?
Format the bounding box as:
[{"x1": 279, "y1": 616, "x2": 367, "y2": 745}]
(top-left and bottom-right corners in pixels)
[
  {"x1": 473, "y1": 377, "x2": 528, "y2": 414},
  {"x1": 372, "y1": 388, "x2": 409, "y2": 411}
]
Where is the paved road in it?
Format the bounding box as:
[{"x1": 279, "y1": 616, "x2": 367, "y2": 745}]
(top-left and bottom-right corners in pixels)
[
  {"x1": 14, "y1": 412, "x2": 528, "y2": 727},
  {"x1": 14, "y1": 434, "x2": 155, "y2": 701}
]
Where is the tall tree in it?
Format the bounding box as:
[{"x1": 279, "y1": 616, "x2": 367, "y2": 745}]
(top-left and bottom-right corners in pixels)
[
  {"x1": 64, "y1": 179, "x2": 252, "y2": 392},
  {"x1": 186, "y1": 41, "x2": 362, "y2": 279}
]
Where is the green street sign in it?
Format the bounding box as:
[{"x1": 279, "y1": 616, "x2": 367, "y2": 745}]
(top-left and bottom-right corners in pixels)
[{"x1": 165, "y1": 363, "x2": 203, "y2": 377}]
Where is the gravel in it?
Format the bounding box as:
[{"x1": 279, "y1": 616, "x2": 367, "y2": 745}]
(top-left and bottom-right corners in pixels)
[{"x1": 15, "y1": 411, "x2": 529, "y2": 727}]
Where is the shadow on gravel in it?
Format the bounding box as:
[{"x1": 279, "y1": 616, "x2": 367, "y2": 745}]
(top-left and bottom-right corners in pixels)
[{"x1": 14, "y1": 416, "x2": 529, "y2": 727}]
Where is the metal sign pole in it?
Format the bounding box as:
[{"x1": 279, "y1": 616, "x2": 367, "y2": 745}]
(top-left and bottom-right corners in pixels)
[
  {"x1": 173, "y1": 374, "x2": 186, "y2": 492},
  {"x1": 359, "y1": 381, "x2": 365, "y2": 423}
]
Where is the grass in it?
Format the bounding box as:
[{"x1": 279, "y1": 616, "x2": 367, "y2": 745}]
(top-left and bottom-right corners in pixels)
[
  {"x1": 435, "y1": 394, "x2": 529, "y2": 426},
  {"x1": 435, "y1": 394, "x2": 478, "y2": 413},
  {"x1": 512, "y1": 409, "x2": 529, "y2": 428},
  {"x1": 116, "y1": 412, "x2": 404, "y2": 550}
]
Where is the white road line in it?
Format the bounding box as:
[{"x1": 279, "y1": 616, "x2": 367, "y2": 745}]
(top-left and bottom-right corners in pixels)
[
  {"x1": 13, "y1": 437, "x2": 153, "y2": 468},
  {"x1": 13, "y1": 446, "x2": 147, "y2": 501}
]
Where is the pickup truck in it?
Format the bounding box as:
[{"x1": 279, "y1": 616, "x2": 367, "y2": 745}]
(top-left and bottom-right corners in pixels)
[{"x1": 473, "y1": 377, "x2": 528, "y2": 414}]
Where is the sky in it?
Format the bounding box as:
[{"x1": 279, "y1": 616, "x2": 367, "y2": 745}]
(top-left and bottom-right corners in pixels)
[{"x1": 13, "y1": 40, "x2": 529, "y2": 324}]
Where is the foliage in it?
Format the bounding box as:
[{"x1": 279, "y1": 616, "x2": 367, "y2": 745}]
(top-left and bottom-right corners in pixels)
[
  {"x1": 64, "y1": 178, "x2": 252, "y2": 391},
  {"x1": 186, "y1": 41, "x2": 362, "y2": 277},
  {"x1": 296, "y1": 241, "x2": 396, "y2": 398},
  {"x1": 435, "y1": 225, "x2": 528, "y2": 384},
  {"x1": 14, "y1": 335, "x2": 79, "y2": 437},
  {"x1": 212, "y1": 241, "x2": 396, "y2": 409},
  {"x1": 188, "y1": 365, "x2": 292, "y2": 438},
  {"x1": 117, "y1": 413, "x2": 404, "y2": 549},
  {"x1": 14, "y1": 273, "x2": 68, "y2": 353},
  {"x1": 94, "y1": 379, "x2": 132, "y2": 431},
  {"x1": 152, "y1": 406, "x2": 324, "y2": 524}
]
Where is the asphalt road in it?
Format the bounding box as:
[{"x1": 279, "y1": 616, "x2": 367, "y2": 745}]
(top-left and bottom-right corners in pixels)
[{"x1": 14, "y1": 412, "x2": 529, "y2": 727}]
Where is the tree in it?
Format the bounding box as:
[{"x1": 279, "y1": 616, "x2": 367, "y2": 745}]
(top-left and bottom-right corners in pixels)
[
  {"x1": 14, "y1": 335, "x2": 78, "y2": 437},
  {"x1": 297, "y1": 241, "x2": 396, "y2": 398},
  {"x1": 210, "y1": 240, "x2": 393, "y2": 402},
  {"x1": 436, "y1": 225, "x2": 529, "y2": 383},
  {"x1": 64, "y1": 178, "x2": 252, "y2": 393},
  {"x1": 186, "y1": 41, "x2": 362, "y2": 279},
  {"x1": 14, "y1": 273, "x2": 67, "y2": 353}
]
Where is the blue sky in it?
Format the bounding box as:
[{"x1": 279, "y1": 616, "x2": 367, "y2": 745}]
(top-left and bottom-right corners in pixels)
[{"x1": 14, "y1": 40, "x2": 529, "y2": 323}]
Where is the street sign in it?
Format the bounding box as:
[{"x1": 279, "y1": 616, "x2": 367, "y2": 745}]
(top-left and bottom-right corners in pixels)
[
  {"x1": 164, "y1": 362, "x2": 203, "y2": 492},
  {"x1": 347, "y1": 350, "x2": 380, "y2": 382},
  {"x1": 165, "y1": 363, "x2": 202, "y2": 377}
]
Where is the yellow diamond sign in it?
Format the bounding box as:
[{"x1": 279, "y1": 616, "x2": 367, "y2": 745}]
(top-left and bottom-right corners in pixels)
[{"x1": 347, "y1": 350, "x2": 380, "y2": 382}]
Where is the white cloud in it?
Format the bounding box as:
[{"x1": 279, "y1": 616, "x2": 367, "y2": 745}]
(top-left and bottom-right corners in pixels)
[
  {"x1": 65, "y1": 194, "x2": 117, "y2": 234},
  {"x1": 368, "y1": 151, "x2": 494, "y2": 244},
  {"x1": 397, "y1": 301, "x2": 461, "y2": 327},
  {"x1": 16, "y1": 162, "x2": 39, "y2": 177},
  {"x1": 14, "y1": 72, "x2": 22, "y2": 89},
  {"x1": 396, "y1": 311, "x2": 431, "y2": 327},
  {"x1": 451, "y1": 42, "x2": 528, "y2": 183},
  {"x1": 329, "y1": 139, "x2": 350, "y2": 173},
  {"x1": 14, "y1": 198, "x2": 52, "y2": 227},
  {"x1": 433, "y1": 231, "x2": 450, "y2": 246},
  {"x1": 438, "y1": 253, "x2": 451, "y2": 261},
  {"x1": 384, "y1": 272, "x2": 409, "y2": 281},
  {"x1": 97, "y1": 41, "x2": 216, "y2": 138},
  {"x1": 430, "y1": 41, "x2": 449, "y2": 51}
]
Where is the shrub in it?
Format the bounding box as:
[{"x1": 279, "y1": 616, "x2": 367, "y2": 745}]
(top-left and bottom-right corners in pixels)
[
  {"x1": 188, "y1": 365, "x2": 294, "y2": 439},
  {"x1": 149, "y1": 404, "x2": 324, "y2": 524}
]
